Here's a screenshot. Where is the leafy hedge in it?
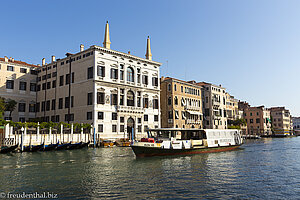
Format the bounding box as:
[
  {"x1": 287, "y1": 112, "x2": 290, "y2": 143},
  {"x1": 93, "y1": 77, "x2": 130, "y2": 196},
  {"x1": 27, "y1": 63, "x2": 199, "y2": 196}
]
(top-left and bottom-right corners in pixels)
[{"x1": 0, "y1": 119, "x2": 91, "y2": 130}]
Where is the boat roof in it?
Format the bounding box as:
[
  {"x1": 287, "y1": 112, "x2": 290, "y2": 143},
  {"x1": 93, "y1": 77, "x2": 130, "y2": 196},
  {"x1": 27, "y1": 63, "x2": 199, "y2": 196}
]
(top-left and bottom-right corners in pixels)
[
  {"x1": 148, "y1": 128, "x2": 239, "y2": 132},
  {"x1": 148, "y1": 128, "x2": 204, "y2": 131}
]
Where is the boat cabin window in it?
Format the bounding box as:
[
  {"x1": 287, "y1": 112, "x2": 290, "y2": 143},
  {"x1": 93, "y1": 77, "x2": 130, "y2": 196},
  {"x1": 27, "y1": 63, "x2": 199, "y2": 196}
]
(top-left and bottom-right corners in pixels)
[
  {"x1": 150, "y1": 130, "x2": 178, "y2": 139},
  {"x1": 181, "y1": 131, "x2": 207, "y2": 140}
]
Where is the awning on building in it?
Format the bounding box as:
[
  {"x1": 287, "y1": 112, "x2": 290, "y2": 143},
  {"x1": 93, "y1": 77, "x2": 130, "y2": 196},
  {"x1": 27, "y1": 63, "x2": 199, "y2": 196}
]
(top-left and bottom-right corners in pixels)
[
  {"x1": 181, "y1": 98, "x2": 186, "y2": 106},
  {"x1": 187, "y1": 111, "x2": 203, "y2": 115},
  {"x1": 182, "y1": 111, "x2": 186, "y2": 119}
]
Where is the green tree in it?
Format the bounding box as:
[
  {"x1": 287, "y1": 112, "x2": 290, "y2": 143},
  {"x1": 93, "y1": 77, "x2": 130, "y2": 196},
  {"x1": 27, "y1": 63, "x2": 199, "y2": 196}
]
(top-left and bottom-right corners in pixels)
[
  {"x1": 0, "y1": 97, "x2": 6, "y2": 119},
  {"x1": 5, "y1": 99, "x2": 17, "y2": 120},
  {"x1": 232, "y1": 118, "x2": 247, "y2": 126}
]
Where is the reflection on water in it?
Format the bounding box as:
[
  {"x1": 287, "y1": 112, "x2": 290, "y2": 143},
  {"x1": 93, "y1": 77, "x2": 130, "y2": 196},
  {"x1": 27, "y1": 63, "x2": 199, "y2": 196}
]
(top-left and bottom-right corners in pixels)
[{"x1": 1, "y1": 138, "x2": 300, "y2": 199}]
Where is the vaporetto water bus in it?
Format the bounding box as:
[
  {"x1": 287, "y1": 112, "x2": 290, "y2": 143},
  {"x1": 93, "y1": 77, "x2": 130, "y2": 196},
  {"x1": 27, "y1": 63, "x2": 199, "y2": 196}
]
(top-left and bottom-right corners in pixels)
[{"x1": 131, "y1": 128, "x2": 243, "y2": 157}]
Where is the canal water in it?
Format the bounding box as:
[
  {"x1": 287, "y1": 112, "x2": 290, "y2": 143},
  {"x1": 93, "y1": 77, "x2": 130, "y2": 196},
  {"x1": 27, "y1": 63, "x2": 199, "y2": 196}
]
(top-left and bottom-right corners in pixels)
[{"x1": 1, "y1": 137, "x2": 300, "y2": 199}]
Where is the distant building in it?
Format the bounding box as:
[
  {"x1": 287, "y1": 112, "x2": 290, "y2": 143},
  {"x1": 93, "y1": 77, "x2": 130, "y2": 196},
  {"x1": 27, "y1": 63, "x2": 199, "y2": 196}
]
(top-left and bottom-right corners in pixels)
[
  {"x1": 292, "y1": 117, "x2": 300, "y2": 135},
  {"x1": 36, "y1": 22, "x2": 161, "y2": 140},
  {"x1": 268, "y1": 107, "x2": 292, "y2": 135},
  {"x1": 160, "y1": 77, "x2": 203, "y2": 129},
  {"x1": 0, "y1": 57, "x2": 38, "y2": 122},
  {"x1": 197, "y1": 82, "x2": 227, "y2": 129},
  {"x1": 225, "y1": 93, "x2": 239, "y2": 125},
  {"x1": 241, "y1": 103, "x2": 271, "y2": 135}
]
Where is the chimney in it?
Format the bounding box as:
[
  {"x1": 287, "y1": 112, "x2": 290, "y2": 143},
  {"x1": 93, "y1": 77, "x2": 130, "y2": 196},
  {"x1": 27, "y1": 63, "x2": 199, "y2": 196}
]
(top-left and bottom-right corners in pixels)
[
  {"x1": 51, "y1": 56, "x2": 56, "y2": 62},
  {"x1": 4, "y1": 56, "x2": 8, "y2": 62},
  {"x1": 42, "y1": 58, "x2": 46, "y2": 66},
  {"x1": 128, "y1": 51, "x2": 131, "y2": 54},
  {"x1": 80, "y1": 44, "x2": 84, "y2": 52},
  {"x1": 9, "y1": 57, "x2": 12, "y2": 61},
  {"x1": 11, "y1": 58, "x2": 14, "y2": 62}
]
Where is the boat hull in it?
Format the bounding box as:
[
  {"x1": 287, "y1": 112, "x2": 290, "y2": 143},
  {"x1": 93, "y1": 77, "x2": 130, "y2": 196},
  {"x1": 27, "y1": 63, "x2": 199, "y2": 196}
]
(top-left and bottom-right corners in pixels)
[
  {"x1": 79, "y1": 142, "x2": 90, "y2": 148},
  {"x1": 67, "y1": 142, "x2": 83, "y2": 150},
  {"x1": 0, "y1": 145, "x2": 18, "y2": 154},
  {"x1": 131, "y1": 145, "x2": 241, "y2": 158},
  {"x1": 41, "y1": 143, "x2": 59, "y2": 151},
  {"x1": 23, "y1": 144, "x2": 44, "y2": 152},
  {"x1": 56, "y1": 143, "x2": 71, "y2": 150}
]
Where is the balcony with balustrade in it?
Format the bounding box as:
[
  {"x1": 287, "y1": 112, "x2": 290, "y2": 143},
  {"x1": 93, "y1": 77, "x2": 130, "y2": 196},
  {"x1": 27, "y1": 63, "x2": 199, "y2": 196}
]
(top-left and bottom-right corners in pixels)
[
  {"x1": 184, "y1": 105, "x2": 201, "y2": 111},
  {"x1": 117, "y1": 105, "x2": 144, "y2": 114}
]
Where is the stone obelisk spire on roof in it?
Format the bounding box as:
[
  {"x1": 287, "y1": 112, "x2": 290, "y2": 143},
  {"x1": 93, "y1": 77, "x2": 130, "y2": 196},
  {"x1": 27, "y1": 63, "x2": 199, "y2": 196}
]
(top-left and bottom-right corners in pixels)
[
  {"x1": 145, "y1": 36, "x2": 152, "y2": 60},
  {"x1": 103, "y1": 21, "x2": 111, "y2": 49}
]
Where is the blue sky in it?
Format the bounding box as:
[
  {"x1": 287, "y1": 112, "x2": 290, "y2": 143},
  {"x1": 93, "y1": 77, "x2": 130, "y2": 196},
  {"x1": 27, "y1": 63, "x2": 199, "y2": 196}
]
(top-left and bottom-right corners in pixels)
[{"x1": 1, "y1": 0, "x2": 300, "y2": 115}]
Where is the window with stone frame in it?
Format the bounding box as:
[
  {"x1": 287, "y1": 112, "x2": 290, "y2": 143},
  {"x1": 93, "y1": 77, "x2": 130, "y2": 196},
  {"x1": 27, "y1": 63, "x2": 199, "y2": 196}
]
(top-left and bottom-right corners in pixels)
[
  {"x1": 144, "y1": 114, "x2": 148, "y2": 122},
  {"x1": 46, "y1": 100, "x2": 50, "y2": 111},
  {"x1": 87, "y1": 93, "x2": 93, "y2": 105},
  {"x1": 29, "y1": 103, "x2": 35, "y2": 112},
  {"x1": 120, "y1": 125, "x2": 124, "y2": 132},
  {"x1": 98, "y1": 112, "x2": 104, "y2": 120},
  {"x1": 97, "y1": 92, "x2": 105, "y2": 104},
  {"x1": 7, "y1": 65, "x2": 14, "y2": 71},
  {"x1": 58, "y1": 98, "x2": 63, "y2": 109},
  {"x1": 86, "y1": 112, "x2": 92, "y2": 120},
  {"x1": 120, "y1": 89, "x2": 124, "y2": 105},
  {"x1": 6, "y1": 80, "x2": 14, "y2": 89},
  {"x1": 19, "y1": 81, "x2": 27, "y2": 91},
  {"x1": 30, "y1": 83, "x2": 36, "y2": 91},
  {"x1": 65, "y1": 97, "x2": 70, "y2": 108},
  {"x1": 127, "y1": 91, "x2": 134, "y2": 106},
  {"x1": 87, "y1": 67, "x2": 93, "y2": 79},
  {"x1": 18, "y1": 103, "x2": 26, "y2": 112},
  {"x1": 110, "y1": 68, "x2": 118, "y2": 79},
  {"x1": 142, "y1": 75, "x2": 148, "y2": 85},
  {"x1": 127, "y1": 67, "x2": 134, "y2": 82},
  {"x1": 152, "y1": 77, "x2": 158, "y2": 86},
  {"x1": 59, "y1": 75, "x2": 64, "y2": 86},
  {"x1": 112, "y1": 112, "x2": 117, "y2": 120},
  {"x1": 120, "y1": 64, "x2": 124, "y2": 80},
  {"x1": 41, "y1": 101, "x2": 45, "y2": 111},
  {"x1": 66, "y1": 74, "x2": 70, "y2": 84},
  {"x1": 111, "y1": 94, "x2": 118, "y2": 105},
  {"x1": 137, "y1": 92, "x2": 141, "y2": 107},
  {"x1": 153, "y1": 98, "x2": 159, "y2": 109},
  {"x1": 112, "y1": 124, "x2": 117, "y2": 132},
  {"x1": 97, "y1": 66, "x2": 105, "y2": 77},
  {"x1": 51, "y1": 99, "x2": 55, "y2": 110},
  {"x1": 98, "y1": 124, "x2": 103, "y2": 132},
  {"x1": 143, "y1": 97, "x2": 148, "y2": 108}
]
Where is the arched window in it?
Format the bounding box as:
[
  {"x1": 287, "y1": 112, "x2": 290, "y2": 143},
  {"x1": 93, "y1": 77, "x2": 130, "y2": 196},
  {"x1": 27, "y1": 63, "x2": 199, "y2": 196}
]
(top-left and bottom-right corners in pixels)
[
  {"x1": 127, "y1": 67, "x2": 134, "y2": 82},
  {"x1": 127, "y1": 90, "x2": 134, "y2": 106},
  {"x1": 168, "y1": 84, "x2": 171, "y2": 91},
  {"x1": 174, "y1": 96, "x2": 178, "y2": 105},
  {"x1": 168, "y1": 97, "x2": 172, "y2": 105}
]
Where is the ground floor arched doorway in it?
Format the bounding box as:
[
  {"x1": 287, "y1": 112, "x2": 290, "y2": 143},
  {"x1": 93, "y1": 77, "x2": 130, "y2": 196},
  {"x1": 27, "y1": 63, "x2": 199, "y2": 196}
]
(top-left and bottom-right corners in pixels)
[{"x1": 127, "y1": 117, "x2": 135, "y2": 141}]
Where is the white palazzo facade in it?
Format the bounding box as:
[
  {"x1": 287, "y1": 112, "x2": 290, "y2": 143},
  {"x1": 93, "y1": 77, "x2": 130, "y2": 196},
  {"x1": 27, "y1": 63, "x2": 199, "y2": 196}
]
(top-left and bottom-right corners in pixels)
[
  {"x1": 36, "y1": 22, "x2": 161, "y2": 140},
  {"x1": 93, "y1": 46, "x2": 161, "y2": 140}
]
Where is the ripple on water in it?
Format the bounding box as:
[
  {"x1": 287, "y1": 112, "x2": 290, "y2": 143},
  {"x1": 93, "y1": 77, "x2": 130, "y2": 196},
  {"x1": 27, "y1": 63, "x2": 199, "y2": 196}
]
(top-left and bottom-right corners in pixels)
[{"x1": 1, "y1": 138, "x2": 300, "y2": 199}]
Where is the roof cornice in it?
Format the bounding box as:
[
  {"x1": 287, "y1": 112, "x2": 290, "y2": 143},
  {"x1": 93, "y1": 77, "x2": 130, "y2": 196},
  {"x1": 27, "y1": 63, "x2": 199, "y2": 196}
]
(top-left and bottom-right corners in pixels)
[{"x1": 91, "y1": 45, "x2": 162, "y2": 66}]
